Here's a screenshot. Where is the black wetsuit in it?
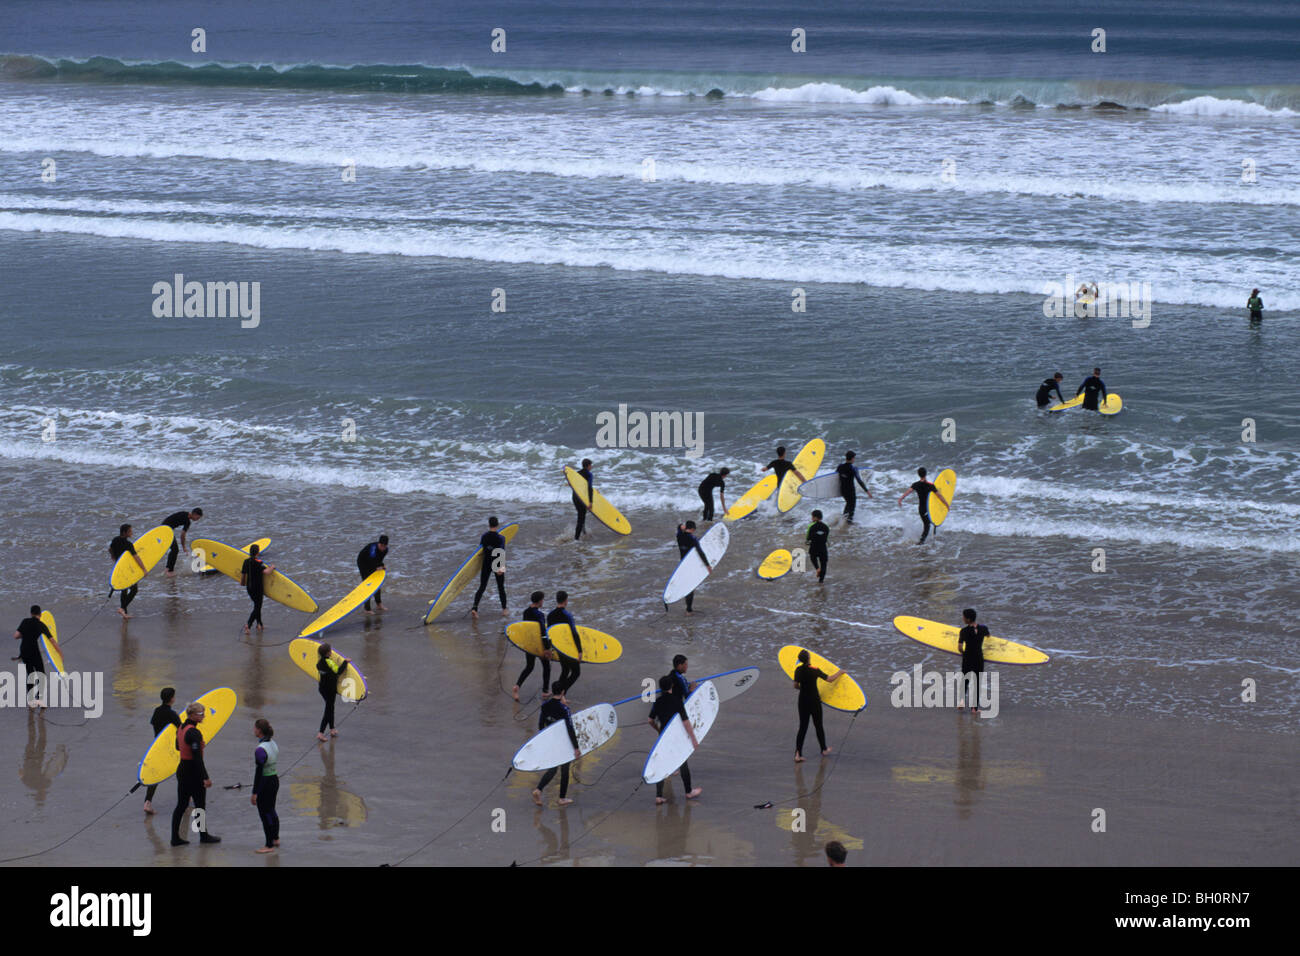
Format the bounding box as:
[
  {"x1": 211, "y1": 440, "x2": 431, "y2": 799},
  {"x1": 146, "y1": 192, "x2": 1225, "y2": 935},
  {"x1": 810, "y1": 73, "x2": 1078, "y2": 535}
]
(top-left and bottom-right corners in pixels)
[
  {"x1": 472, "y1": 529, "x2": 507, "y2": 611},
  {"x1": 514, "y1": 605, "x2": 552, "y2": 693},
  {"x1": 958, "y1": 624, "x2": 988, "y2": 708},
  {"x1": 793, "y1": 662, "x2": 829, "y2": 755},
  {"x1": 162, "y1": 510, "x2": 192, "y2": 572},
  {"x1": 547, "y1": 606, "x2": 582, "y2": 691},
  {"x1": 356, "y1": 542, "x2": 386, "y2": 610},
  {"x1": 536, "y1": 698, "x2": 580, "y2": 799},
  {"x1": 675, "y1": 527, "x2": 710, "y2": 612},
  {"x1": 1036, "y1": 378, "x2": 1064, "y2": 408},
  {"x1": 241, "y1": 556, "x2": 266, "y2": 627},
  {"x1": 317, "y1": 655, "x2": 346, "y2": 733},
  {"x1": 1248, "y1": 294, "x2": 1263, "y2": 320},
  {"x1": 144, "y1": 703, "x2": 181, "y2": 803},
  {"x1": 110, "y1": 535, "x2": 139, "y2": 611},
  {"x1": 170, "y1": 722, "x2": 209, "y2": 843},
  {"x1": 836, "y1": 463, "x2": 867, "y2": 519},
  {"x1": 912, "y1": 479, "x2": 937, "y2": 542},
  {"x1": 698, "y1": 472, "x2": 725, "y2": 521},
  {"x1": 767, "y1": 458, "x2": 795, "y2": 489},
  {"x1": 1077, "y1": 375, "x2": 1108, "y2": 411},
  {"x1": 15, "y1": 616, "x2": 50, "y2": 699},
  {"x1": 571, "y1": 468, "x2": 593, "y2": 540},
  {"x1": 806, "y1": 520, "x2": 830, "y2": 582},
  {"x1": 649, "y1": 693, "x2": 693, "y2": 799}
]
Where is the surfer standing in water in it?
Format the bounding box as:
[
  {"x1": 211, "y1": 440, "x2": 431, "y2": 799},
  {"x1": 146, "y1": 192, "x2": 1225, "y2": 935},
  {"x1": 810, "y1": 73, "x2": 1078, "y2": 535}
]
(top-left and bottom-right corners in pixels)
[
  {"x1": 356, "y1": 534, "x2": 387, "y2": 613},
  {"x1": 763, "y1": 444, "x2": 810, "y2": 499},
  {"x1": 531, "y1": 681, "x2": 579, "y2": 808},
  {"x1": 898, "y1": 468, "x2": 948, "y2": 544},
  {"x1": 1035, "y1": 372, "x2": 1065, "y2": 408},
  {"x1": 161, "y1": 507, "x2": 202, "y2": 576},
  {"x1": 793, "y1": 647, "x2": 845, "y2": 761},
  {"x1": 806, "y1": 510, "x2": 830, "y2": 583},
  {"x1": 569, "y1": 459, "x2": 594, "y2": 541},
  {"x1": 835, "y1": 450, "x2": 872, "y2": 521},
  {"x1": 957, "y1": 609, "x2": 989, "y2": 714},
  {"x1": 110, "y1": 523, "x2": 147, "y2": 619},
  {"x1": 697, "y1": 467, "x2": 729, "y2": 521},
  {"x1": 674, "y1": 522, "x2": 712, "y2": 613},
  {"x1": 1247, "y1": 288, "x2": 1263, "y2": 321},
  {"x1": 315, "y1": 642, "x2": 352, "y2": 741},
  {"x1": 1076, "y1": 367, "x2": 1108, "y2": 411},
  {"x1": 471, "y1": 517, "x2": 507, "y2": 619}
]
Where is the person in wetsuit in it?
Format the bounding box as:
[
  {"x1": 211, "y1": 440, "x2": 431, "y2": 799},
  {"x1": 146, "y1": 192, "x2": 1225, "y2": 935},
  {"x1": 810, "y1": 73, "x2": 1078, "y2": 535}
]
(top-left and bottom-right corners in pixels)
[
  {"x1": 674, "y1": 521, "x2": 712, "y2": 613},
  {"x1": 546, "y1": 591, "x2": 583, "y2": 693},
  {"x1": 898, "y1": 467, "x2": 948, "y2": 544},
  {"x1": 110, "y1": 523, "x2": 147, "y2": 619},
  {"x1": 647, "y1": 674, "x2": 702, "y2": 805},
  {"x1": 170, "y1": 702, "x2": 220, "y2": 846},
  {"x1": 356, "y1": 534, "x2": 388, "y2": 612},
  {"x1": 531, "y1": 681, "x2": 580, "y2": 807},
  {"x1": 762, "y1": 445, "x2": 809, "y2": 499},
  {"x1": 669, "y1": 654, "x2": 694, "y2": 699},
  {"x1": 697, "y1": 468, "x2": 729, "y2": 521},
  {"x1": 956, "y1": 608, "x2": 989, "y2": 714},
  {"x1": 315, "y1": 642, "x2": 352, "y2": 741},
  {"x1": 835, "y1": 451, "x2": 872, "y2": 521},
  {"x1": 1247, "y1": 288, "x2": 1263, "y2": 321},
  {"x1": 240, "y1": 543, "x2": 274, "y2": 634},
  {"x1": 13, "y1": 605, "x2": 52, "y2": 706},
  {"x1": 806, "y1": 510, "x2": 830, "y2": 583},
  {"x1": 793, "y1": 647, "x2": 845, "y2": 761},
  {"x1": 471, "y1": 517, "x2": 507, "y2": 619},
  {"x1": 513, "y1": 590, "x2": 555, "y2": 701},
  {"x1": 1036, "y1": 373, "x2": 1065, "y2": 408},
  {"x1": 1076, "y1": 367, "x2": 1108, "y2": 411},
  {"x1": 161, "y1": 508, "x2": 202, "y2": 575},
  {"x1": 251, "y1": 718, "x2": 280, "y2": 853},
  {"x1": 570, "y1": 459, "x2": 594, "y2": 541},
  {"x1": 143, "y1": 686, "x2": 181, "y2": 814}
]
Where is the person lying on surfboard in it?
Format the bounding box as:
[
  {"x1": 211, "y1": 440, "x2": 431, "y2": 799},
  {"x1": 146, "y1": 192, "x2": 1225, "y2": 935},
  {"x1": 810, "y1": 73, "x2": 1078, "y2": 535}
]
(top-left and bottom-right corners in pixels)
[
  {"x1": 568, "y1": 459, "x2": 594, "y2": 541},
  {"x1": 1076, "y1": 367, "x2": 1108, "y2": 411}
]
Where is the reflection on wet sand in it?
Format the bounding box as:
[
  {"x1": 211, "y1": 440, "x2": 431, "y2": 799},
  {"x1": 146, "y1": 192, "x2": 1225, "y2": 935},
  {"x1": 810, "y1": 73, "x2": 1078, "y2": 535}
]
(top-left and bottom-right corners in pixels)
[
  {"x1": 288, "y1": 743, "x2": 368, "y2": 830},
  {"x1": 20, "y1": 711, "x2": 67, "y2": 806},
  {"x1": 775, "y1": 760, "x2": 863, "y2": 864}
]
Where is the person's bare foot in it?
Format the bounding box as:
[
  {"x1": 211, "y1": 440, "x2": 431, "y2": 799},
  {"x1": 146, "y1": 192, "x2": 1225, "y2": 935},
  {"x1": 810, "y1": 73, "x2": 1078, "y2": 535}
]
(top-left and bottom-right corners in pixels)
[
  {"x1": 500, "y1": 608, "x2": 509, "y2": 617},
  {"x1": 243, "y1": 625, "x2": 250, "y2": 634},
  {"x1": 117, "y1": 608, "x2": 129, "y2": 619},
  {"x1": 363, "y1": 607, "x2": 373, "y2": 615},
  {"x1": 165, "y1": 570, "x2": 175, "y2": 578},
  {"x1": 273, "y1": 839, "x2": 280, "y2": 846},
  {"x1": 330, "y1": 729, "x2": 339, "y2": 737},
  {"x1": 821, "y1": 747, "x2": 832, "y2": 757},
  {"x1": 970, "y1": 707, "x2": 978, "y2": 714},
  {"x1": 511, "y1": 685, "x2": 521, "y2": 701},
  {"x1": 655, "y1": 797, "x2": 667, "y2": 805},
  {"x1": 686, "y1": 788, "x2": 702, "y2": 799},
  {"x1": 315, "y1": 732, "x2": 327, "y2": 741},
  {"x1": 794, "y1": 754, "x2": 805, "y2": 763},
  {"x1": 558, "y1": 798, "x2": 573, "y2": 806},
  {"x1": 374, "y1": 603, "x2": 385, "y2": 612},
  {"x1": 256, "y1": 624, "x2": 263, "y2": 632},
  {"x1": 255, "y1": 846, "x2": 274, "y2": 854},
  {"x1": 532, "y1": 789, "x2": 544, "y2": 806},
  {"x1": 470, "y1": 608, "x2": 479, "y2": 619},
  {"x1": 143, "y1": 801, "x2": 154, "y2": 814}
]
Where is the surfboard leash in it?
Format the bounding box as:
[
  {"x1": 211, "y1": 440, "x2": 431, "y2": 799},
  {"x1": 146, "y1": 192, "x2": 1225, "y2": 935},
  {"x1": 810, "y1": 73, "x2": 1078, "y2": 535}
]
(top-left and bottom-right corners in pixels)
[
  {"x1": 739, "y1": 709, "x2": 862, "y2": 816},
  {"x1": 0, "y1": 789, "x2": 134, "y2": 864},
  {"x1": 57, "y1": 592, "x2": 113, "y2": 648},
  {"x1": 509, "y1": 778, "x2": 646, "y2": 868},
  {"x1": 383, "y1": 766, "x2": 515, "y2": 867},
  {"x1": 569, "y1": 748, "x2": 649, "y2": 788}
]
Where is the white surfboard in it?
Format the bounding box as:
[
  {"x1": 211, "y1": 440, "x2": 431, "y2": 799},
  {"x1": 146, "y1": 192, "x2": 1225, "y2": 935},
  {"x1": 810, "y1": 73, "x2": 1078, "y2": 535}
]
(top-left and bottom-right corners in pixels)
[
  {"x1": 512, "y1": 703, "x2": 619, "y2": 773},
  {"x1": 613, "y1": 666, "x2": 759, "y2": 709},
  {"x1": 643, "y1": 681, "x2": 720, "y2": 784},
  {"x1": 663, "y1": 524, "x2": 729, "y2": 605},
  {"x1": 796, "y1": 471, "x2": 844, "y2": 499}
]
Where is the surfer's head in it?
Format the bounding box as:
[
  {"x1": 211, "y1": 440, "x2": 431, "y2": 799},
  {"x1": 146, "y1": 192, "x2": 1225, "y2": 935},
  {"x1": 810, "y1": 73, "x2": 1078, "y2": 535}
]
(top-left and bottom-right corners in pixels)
[
  {"x1": 255, "y1": 718, "x2": 274, "y2": 739},
  {"x1": 555, "y1": 590, "x2": 568, "y2": 607},
  {"x1": 487, "y1": 516, "x2": 499, "y2": 529},
  {"x1": 120, "y1": 524, "x2": 132, "y2": 537},
  {"x1": 845, "y1": 451, "x2": 856, "y2": 461},
  {"x1": 160, "y1": 687, "x2": 175, "y2": 705},
  {"x1": 673, "y1": 655, "x2": 688, "y2": 673},
  {"x1": 30, "y1": 605, "x2": 40, "y2": 617},
  {"x1": 659, "y1": 676, "x2": 675, "y2": 693},
  {"x1": 811, "y1": 510, "x2": 823, "y2": 520},
  {"x1": 917, "y1": 467, "x2": 927, "y2": 478},
  {"x1": 552, "y1": 680, "x2": 568, "y2": 699},
  {"x1": 776, "y1": 446, "x2": 786, "y2": 457},
  {"x1": 963, "y1": 608, "x2": 977, "y2": 624},
  {"x1": 186, "y1": 703, "x2": 205, "y2": 723},
  {"x1": 319, "y1": 642, "x2": 332, "y2": 658},
  {"x1": 798, "y1": 648, "x2": 811, "y2": 666},
  {"x1": 248, "y1": 543, "x2": 260, "y2": 557},
  {"x1": 530, "y1": 590, "x2": 545, "y2": 606}
]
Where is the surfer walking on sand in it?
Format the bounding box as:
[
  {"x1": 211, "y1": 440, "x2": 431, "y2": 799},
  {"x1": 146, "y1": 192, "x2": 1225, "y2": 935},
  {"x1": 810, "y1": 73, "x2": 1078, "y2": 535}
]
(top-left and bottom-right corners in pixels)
[
  {"x1": 898, "y1": 467, "x2": 948, "y2": 544},
  {"x1": 513, "y1": 590, "x2": 555, "y2": 701},
  {"x1": 569, "y1": 458, "x2": 594, "y2": 541},
  {"x1": 12, "y1": 605, "x2": 52, "y2": 707},
  {"x1": 240, "y1": 543, "x2": 274, "y2": 634},
  {"x1": 1247, "y1": 288, "x2": 1263, "y2": 321},
  {"x1": 1076, "y1": 367, "x2": 1108, "y2": 411},
  {"x1": 835, "y1": 450, "x2": 872, "y2": 521},
  {"x1": 957, "y1": 609, "x2": 989, "y2": 714},
  {"x1": 648, "y1": 674, "x2": 702, "y2": 804},
  {"x1": 161, "y1": 507, "x2": 202, "y2": 577},
  {"x1": 471, "y1": 517, "x2": 507, "y2": 619},
  {"x1": 793, "y1": 647, "x2": 844, "y2": 761},
  {"x1": 806, "y1": 511, "x2": 830, "y2": 583},
  {"x1": 547, "y1": 591, "x2": 583, "y2": 693},
  {"x1": 171, "y1": 702, "x2": 220, "y2": 847},
  {"x1": 697, "y1": 467, "x2": 729, "y2": 521},
  {"x1": 674, "y1": 521, "x2": 712, "y2": 613},
  {"x1": 142, "y1": 687, "x2": 181, "y2": 815},
  {"x1": 1035, "y1": 372, "x2": 1065, "y2": 408},
  {"x1": 356, "y1": 534, "x2": 388, "y2": 613},
  {"x1": 531, "y1": 681, "x2": 579, "y2": 807},
  {"x1": 251, "y1": 718, "x2": 280, "y2": 853},
  {"x1": 110, "y1": 523, "x2": 147, "y2": 619},
  {"x1": 315, "y1": 642, "x2": 352, "y2": 741}
]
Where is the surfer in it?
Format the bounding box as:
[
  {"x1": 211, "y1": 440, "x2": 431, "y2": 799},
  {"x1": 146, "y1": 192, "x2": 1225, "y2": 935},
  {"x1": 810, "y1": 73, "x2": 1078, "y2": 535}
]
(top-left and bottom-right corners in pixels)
[
  {"x1": 1075, "y1": 281, "x2": 1099, "y2": 317},
  {"x1": 762, "y1": 445, "x2": 798, "y2": 486},
  {"x1": 674, "y1": 522, "x2": 712, "y2": 613},
  {"x1": 110, "y1": 523, "x2": 147, "y2": 619},
  {"x1": 1076, "y1": 367, "x2": 1108, "y2": 411},
  {"x1": 957, "y1": 609, "x2": 989, "y2": 714},
  {"x1": 513, "y1": 590, "x2": 554, "y2": 701},
  {"x1": 569, "y1": 459, "x2": 594, "y2": 541},
  {"x1": 697, "y1": 468, "x2": 729, "y2": 521},
  {"x1": 161, "y1": 507, "x2": 203, "y2": 576},
  {"x1": 670, "y1": 654, "x2": 694, "y2": 697},
  {"x1": 531, "y1": 681, "x2": 580, "y2": 807},
  {"x1": 356, "y1": 534, "x2": 388, "y2": 613},
  {"x1": 471, "y1": 517, "x2": 507, "y2": 619},
  {"x1": 1247, "y1": 288, "x2": 1263, "y2": 321},
  {"x1": 251, "y1": 718, "x2": 280, "y2": 853},
  {"x1": 898, "y1": 468, "x2": 948, "y2": 544},
  {"x1": 12, "y1": 605, "x2": 52, "y2": 707},
  {"x1": 1035, "y1": 373, "x2": 1065, "y2": 408},
  {"x1": 835, "y1": 451, "x2": 872, "y2": 521},
  {"x1": 142, "y1": 687, "x2": 181, "y2": 814},
  {"x1": 315, "y1": 642, "x2": 352, "y2": 741},
  {"x1": 240, "y1": 543, "x2": 274, "y2": 634},
  {"x1": 170, "y1": 702, "x2": 220, "y2": 846},
  {"x1": 806, "y1": 511, "x2": 830, "y2": 583},
  {"x1": 546, "y1": 591, "x2": 583, "y2": 693},
  {"x1": 793, "y1": 647, "x2": 845, "y2": 761},
  {"x1": 648, "y1": 674, "x2": 701, "y2": 804}
]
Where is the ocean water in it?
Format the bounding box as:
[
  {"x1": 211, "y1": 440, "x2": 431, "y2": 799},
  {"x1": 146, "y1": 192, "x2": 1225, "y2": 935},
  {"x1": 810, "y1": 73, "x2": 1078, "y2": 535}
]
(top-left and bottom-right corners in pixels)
[{"x1": 1, "y1": 0, "x2": 1297, "y2": 736}]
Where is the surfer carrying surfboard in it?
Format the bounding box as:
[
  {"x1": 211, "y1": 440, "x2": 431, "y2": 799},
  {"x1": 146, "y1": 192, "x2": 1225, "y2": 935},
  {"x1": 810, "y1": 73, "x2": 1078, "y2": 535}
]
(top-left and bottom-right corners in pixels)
[
  {"x1": 674, "y1": 522, "x2": 712, "y2": 613},
  {"x1": 835, "y1": 451, "x2": 872, "y2": 521},
  {"x1": 315, "y1": 642, "x2": 352, "y2": 741},
  {"x1": 647, "y1": 675, "x2": 701, "y2": 804},
  {"x1": 531, "y1": 681, "x2": 580, "y2": 807},
  {"x1": 1035, "y1": 373, "x2": 1065, "y2": 408},
  {"x1": 356, "y1": 535, "x2": 388, "y2": 613},
  {"x1": 240, "y1": 544, "x2": 274, "y2": 634},
  {"x1": 697, "y1": 468, "x2": 729, "y2": 521},
  {"x1": 1076, "y1": 367, "x2": 1108, "y2": 411},
  {"x1": 898, "y1": 468, "x2": 948, "y2": 544},
  {"x1": 569, "y1": 459, "x2": 594, "y2": 540},
  {"x1": 793, "y1": 648, "x2": 845, "y2": 761},
  {"x1": 546, "y1": 592, "x2": 583, "y2": 692},
  {"x1": 761, "y1": 445, "x2": 808, "y2": 490},
  {"x1": 512, "y1": 591, "x2": 554, "y2": 701},
  {"x1": 109, "y1": 524, "x2": 147, "y2": 619},
  {"x1": 470, "y1": 518, "x2": 508, "y2": 619},
  {"x1": 12, "y1": 605, "x2": 52, "y2": 707},
  {"x1": 171, "y1": 702, "x2": 220, "y2": 846},
  {"x1": 142, "y1": 687, "x2": 181, "y2": 815}
]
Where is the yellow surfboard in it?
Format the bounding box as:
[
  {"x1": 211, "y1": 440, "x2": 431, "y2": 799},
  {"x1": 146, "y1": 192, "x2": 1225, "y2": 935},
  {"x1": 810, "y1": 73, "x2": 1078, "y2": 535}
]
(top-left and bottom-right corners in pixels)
[
  {"x1": 547, "y1": 624, "x2": 623, "y2": 663},
  {"x1": 289, "y1": 638, "x2": 368, "y2": 700},
  {"x1": 39, "y1": 611, "x2": 66, "y2": 677},
  {"x1": 192, "y1": 538, "x2": 318, "y2": 613},
  {"x1": 423, "y1": 523, "x2": 519, "y2": 624},
  {"x1": 893, "y1": 615, "x2": 1050, "y2": 665},
  {"x1": 300, "y1": 570, "x2": 385, "y2": 637},
  {"x1": 1050, "y1": 392, "x2": 1121, "y2": 414},
  {"x1": 724, "y1": 473, "x2": 778, "y2": 522},
  {"x1": 928, "y1": 469, "x2": 957, "y2": 526},
  {"x1": 506, "y1": 621, "x2": 552, "y2": 658},
  {"x1": 111, "y1": 525, "x2": 175, "y2": 591},
  {"x1": 564, "y1": 466, "x2": 631, "y2": 535},
  {"x1": 137, "y1": 687, "x2": 238, "y2": 785},
  {"x1": 777, "y1": 439, "x2": 826, "y2": 513},
  {"x1": 778, "y1": 645, "x2": 866, "y2": 712},
  {"x1": 757, "y1": 548, "x2": 793, "y2": 580},
  {"x1": 197, "y1": 537, "x2": 269, "y2": 573}
]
